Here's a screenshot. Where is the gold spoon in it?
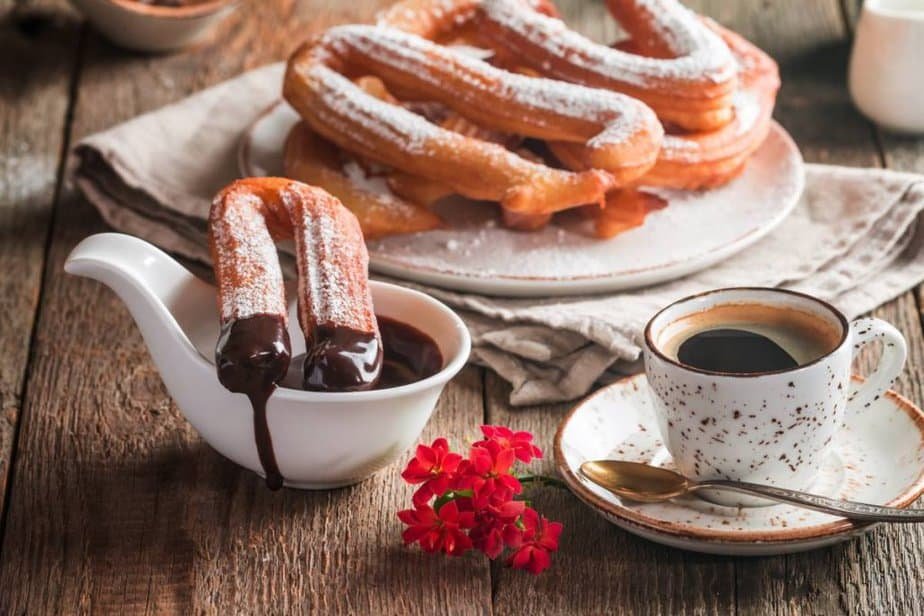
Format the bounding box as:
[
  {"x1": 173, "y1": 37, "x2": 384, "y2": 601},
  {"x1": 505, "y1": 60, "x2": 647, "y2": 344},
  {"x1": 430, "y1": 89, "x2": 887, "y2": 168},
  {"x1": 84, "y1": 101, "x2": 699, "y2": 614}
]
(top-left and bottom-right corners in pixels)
[{"x1": 579, "y1": 460, "x2": 924, "y2": 522}]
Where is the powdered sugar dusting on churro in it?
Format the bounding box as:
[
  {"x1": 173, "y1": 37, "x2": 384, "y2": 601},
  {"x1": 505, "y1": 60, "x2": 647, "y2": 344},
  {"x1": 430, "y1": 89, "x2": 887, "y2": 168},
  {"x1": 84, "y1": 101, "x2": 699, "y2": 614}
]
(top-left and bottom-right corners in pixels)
[
  {"x1": 282, "y1": 184, "x2": 376, "y2": 333},
  {"x1": 285, "y1": 1, "x2": 692, "y2": 212},
  {"x1": 311, "y1": 65, "x2": 439, "y2": 156},
  {"x1": 210, "y1": 180, "x2": 377, "y2": 337},
  {"x1": 480, "y1": 0, "x2": 735, "y2": 88},
  {"x1": 210, "y1": 192, "x2": 286, "y2": 321},
  {"x1": 327, "y1": 24, "x2": 657, "y2": 148},
  {"x1": 660, "y1": 89, "x2": 764, "y2": 161},
  {"x1": 308, "y1": 63, "x2": 539, "y2": 171}
]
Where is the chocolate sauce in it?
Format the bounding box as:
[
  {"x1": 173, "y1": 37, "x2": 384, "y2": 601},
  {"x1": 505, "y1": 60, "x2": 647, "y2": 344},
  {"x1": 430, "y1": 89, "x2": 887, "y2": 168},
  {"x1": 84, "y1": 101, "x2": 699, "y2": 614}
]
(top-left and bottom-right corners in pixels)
[
  {"x1": 216, "y1": 314, "x2": 292, "y2": 490},
  {"x1": 284, "y1": 317, "x2": 443, "y2": 390},
  {"x1": 216, "y1": 315, "x2": 442, "y2": 490},
  {"x1": 302, "y1": 324, "x2": 383, "y2": 391},
  {"x1": 677, "y1": 328, "x2": 799, "y2": 374},
  {"x1": 377, "y1": 316, "x2": 444, "y2": 387}
]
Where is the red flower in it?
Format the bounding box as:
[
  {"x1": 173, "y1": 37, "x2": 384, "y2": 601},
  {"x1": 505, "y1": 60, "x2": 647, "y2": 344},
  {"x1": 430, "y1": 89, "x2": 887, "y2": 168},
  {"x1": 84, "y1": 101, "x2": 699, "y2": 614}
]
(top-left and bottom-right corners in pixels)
[
  {"x1": 397, "y1": 426, "x2": 563, "y2": 574},
  {"x1": 397, "y1": 501, "x2": 475, "y2": 556},
  {"x1": 469, "y1": 500, "x2": 526, "y2": 559},
  {"x1": 401, "y1": 437, "x2": 462, "y2": 505},
  {"x1": 456, "y1": 440, "x2": 522, "y2": 507},
  {"x1": 479, "y1": 425, "x2": 543, "y2": 463},
  {"x1": 506, "y1": 508, "x2": 563, "y2": 575},
  {"x1": 467, "y1": 475, "x2": 521, "y2": 509}
]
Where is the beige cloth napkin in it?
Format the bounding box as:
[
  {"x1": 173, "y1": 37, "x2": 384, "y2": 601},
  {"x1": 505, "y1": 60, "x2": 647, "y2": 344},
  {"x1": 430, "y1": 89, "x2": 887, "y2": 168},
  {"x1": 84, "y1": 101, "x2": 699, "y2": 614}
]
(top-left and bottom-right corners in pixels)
[{"x1": 72, "y1": 63, "x2": 924, "y2": 406}]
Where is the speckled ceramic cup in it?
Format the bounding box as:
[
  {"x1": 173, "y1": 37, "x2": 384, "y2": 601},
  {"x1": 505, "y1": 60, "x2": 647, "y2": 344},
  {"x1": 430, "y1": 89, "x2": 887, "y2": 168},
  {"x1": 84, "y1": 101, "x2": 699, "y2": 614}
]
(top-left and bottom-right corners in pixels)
[{"x1": 644, "y1": 288, "x2": 907, "y2": 507}]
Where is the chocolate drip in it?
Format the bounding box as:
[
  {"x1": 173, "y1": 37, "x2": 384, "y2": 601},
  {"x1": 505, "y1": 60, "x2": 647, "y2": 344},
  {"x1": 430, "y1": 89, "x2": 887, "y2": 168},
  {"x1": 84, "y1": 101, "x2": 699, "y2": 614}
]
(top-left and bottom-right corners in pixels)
[
  {"x1": 302, "y1": 325, "x2": 384, "y2": 392},
  {"x1": 216, "y1": 314, "x2": 291, "y2": 490},
  {"x1": 215, "y1": 314, "x2": 443, "y2": 490}
]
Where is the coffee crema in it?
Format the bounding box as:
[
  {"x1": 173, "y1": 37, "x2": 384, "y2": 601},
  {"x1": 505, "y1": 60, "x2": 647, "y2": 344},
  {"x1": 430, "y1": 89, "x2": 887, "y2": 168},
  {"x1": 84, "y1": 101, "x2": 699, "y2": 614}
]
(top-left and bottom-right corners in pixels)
[{"x1": 658, "y1": 302, "x2": 842, "y2": 374}]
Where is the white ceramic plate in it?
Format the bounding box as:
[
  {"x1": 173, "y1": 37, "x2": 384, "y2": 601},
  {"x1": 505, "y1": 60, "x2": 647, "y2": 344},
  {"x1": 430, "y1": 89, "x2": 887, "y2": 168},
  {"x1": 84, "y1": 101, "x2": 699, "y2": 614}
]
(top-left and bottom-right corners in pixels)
[
  {"x1": 241, "y1": 103, "x2": 805, "y2": 297},
  {"x1": 553, "y1": 373, "x2": 924, "y2": 556}
]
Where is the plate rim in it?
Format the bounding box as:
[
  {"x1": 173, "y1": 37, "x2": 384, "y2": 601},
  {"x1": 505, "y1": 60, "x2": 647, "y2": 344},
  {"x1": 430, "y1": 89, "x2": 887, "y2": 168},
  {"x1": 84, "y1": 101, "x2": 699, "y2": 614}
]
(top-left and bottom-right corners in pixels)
[
  {"x1": 239, "y1": 102, "x2": 806, "y2": 297},
  {"x1": 553, "y1": 373, "x2": 924, "y2": 545}
]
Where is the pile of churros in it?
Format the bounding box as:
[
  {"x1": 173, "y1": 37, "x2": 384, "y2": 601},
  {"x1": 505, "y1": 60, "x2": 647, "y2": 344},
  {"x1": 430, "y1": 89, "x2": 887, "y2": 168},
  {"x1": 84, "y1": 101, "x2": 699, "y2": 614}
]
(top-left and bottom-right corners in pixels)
[{"x1": 279, "y1": 0, "x2": 780, "y2": 239}]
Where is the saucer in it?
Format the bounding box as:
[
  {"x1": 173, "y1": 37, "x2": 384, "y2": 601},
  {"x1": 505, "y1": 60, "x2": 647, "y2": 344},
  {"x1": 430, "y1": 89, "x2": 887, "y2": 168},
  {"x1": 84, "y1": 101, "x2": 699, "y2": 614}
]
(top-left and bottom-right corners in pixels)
[
  {"x1": 554, "y1": 373, "x2": 924, "y2": 556},
  {"x1": 240, "y1": 103, "x2": 805, "y2": 297}
]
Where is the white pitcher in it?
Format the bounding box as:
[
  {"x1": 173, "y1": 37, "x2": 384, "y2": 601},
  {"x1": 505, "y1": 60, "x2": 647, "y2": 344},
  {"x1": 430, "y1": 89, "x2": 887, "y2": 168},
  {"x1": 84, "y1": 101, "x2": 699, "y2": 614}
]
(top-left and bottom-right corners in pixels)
[
  {"x1": 849, "y1": 0, "x2": 924, "y2": 133},
  {"x1": 65, "y1": 233, "x2": 470, "y2": 489}
]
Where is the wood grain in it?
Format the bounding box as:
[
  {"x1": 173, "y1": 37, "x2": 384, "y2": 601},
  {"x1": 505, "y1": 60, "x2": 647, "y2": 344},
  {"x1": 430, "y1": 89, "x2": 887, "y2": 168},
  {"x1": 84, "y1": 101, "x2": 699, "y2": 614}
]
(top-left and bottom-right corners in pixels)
[
  {"x1": 0, "y1": 1, "x2": 490, "y2": 613},
  {"x1": 699, "y1": 3, "x2": 924, "y2": 616},
  {"x1": 485, "y1": 373, "x2": 737, "y2": 616},
  {"x1": 486, "y1": 3, "x2": 736, "y2": 614},
  {"x1": 0, "y1": 0, "x2": 82, "y2": 530},
  {"x1": 483, "y1": 1, "x2": 924, "y2": 615},
  {"x1": 0, "y1": 0, "x2": 923, "y2": 614}
]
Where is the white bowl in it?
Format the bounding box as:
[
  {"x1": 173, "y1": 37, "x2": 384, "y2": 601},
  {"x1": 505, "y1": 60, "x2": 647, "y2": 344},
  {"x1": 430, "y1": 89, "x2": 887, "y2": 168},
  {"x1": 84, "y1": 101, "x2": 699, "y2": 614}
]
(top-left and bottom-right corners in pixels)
[
  {"x1": 64, "y1": 233, "x2": 472, "y2": 488},
  {"x1": 68, "y1": 0, "x2": 238, "y2": 52}
]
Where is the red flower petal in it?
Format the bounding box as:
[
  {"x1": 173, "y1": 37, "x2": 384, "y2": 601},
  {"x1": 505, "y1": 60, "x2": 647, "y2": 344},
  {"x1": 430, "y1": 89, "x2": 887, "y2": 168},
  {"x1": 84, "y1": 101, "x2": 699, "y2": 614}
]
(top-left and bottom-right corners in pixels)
[{"x1": 416, "y1": 443, "x2": 437, "y2": 467}]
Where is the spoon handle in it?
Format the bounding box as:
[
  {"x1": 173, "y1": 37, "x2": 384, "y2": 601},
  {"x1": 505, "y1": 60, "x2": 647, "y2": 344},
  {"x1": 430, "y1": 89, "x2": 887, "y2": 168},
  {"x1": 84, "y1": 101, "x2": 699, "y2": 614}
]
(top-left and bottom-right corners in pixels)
[{"x1": 692, "y1": 480, "x2": 924, "y2": 522}]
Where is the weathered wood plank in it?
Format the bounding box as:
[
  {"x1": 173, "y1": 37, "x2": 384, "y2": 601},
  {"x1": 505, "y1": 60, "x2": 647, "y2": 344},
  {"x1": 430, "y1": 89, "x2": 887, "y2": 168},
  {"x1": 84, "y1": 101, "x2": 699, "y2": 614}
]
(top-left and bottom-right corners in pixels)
[
  {"x1": 0, "y1": 2, "x2": 491, "y2": 613},
  {"x1": 486, "y1": 3, "x2": 737, "y2": 614},
  {"x1": 3, "y1": 0, "x2": 923, "y2": 614},
  {"x1": 485, "y1": 374, "x2": 737, "y2": 616},
  {"x1": 706, "y1": 2, "x2": 924, "y2": 615},
  {"x1": 0, "y1": 0, "x2": 81, "y2": 533},
  {"x1": 487, "y1": 1, "x2": 924, "y2": 615}
]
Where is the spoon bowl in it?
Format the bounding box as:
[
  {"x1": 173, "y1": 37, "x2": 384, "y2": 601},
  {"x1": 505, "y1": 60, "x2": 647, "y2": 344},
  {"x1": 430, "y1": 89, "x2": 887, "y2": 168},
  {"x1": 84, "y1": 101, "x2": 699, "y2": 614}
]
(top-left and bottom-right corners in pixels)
[
  {"x1": 579, "y1": 458, "x2": 924, "y2": 522},
  {"x1": 580, "y1": 460, "x2": 689, "y2": 502}
]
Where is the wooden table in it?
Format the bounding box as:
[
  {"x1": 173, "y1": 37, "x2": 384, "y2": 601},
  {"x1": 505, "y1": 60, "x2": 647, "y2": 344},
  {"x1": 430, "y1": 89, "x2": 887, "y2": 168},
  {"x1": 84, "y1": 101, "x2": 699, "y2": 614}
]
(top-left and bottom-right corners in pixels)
[{"x1": 1, "y1": 0, "x2": 923, "y2": 613}]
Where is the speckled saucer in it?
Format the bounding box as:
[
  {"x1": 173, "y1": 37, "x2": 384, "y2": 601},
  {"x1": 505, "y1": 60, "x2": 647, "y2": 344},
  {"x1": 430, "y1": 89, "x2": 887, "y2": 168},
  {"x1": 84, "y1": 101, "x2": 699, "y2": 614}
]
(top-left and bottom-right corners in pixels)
[{"x1": 554, "y1": 373, "x2": 924, "y2": 556}]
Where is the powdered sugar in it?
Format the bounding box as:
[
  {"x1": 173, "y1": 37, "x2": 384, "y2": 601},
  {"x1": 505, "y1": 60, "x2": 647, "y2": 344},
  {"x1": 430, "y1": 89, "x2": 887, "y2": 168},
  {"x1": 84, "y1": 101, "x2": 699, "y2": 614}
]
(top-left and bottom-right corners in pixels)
[
  {"x1": 211, "y1": 191, "x2": 287, "y2": 321},
  {"x1": 211, "y1": 182, "x2": 376, "y2": 335},
  {"x1": 659, "y1": 87, "x2": 765, "y2": 162},
  {"x1": 320, "y1": 24, "x2": 655, "y2": 148},
  {"x1": 731, "y1": 89, "x2": 761, "y2": 136},
  {"x1": 291, "y1": 28, "x2": 623, "y2": 199},
  {"x1": 311, "y1": 65, "x2": 440, "y2": 156},
  {"x1": 282, "y1": 184, "x2": 376, "y2": 332},
  {"x1": 342, "y1": 160, "x2": 394, "y2": 196},
  {"x1": 480, "y1": 0, "x2": 735, "y2": 89}
]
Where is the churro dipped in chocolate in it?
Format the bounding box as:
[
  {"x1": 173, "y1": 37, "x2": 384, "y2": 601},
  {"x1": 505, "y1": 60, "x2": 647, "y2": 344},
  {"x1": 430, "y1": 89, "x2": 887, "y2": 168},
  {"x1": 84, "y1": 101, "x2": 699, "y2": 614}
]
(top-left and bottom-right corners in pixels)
[{"x1": 210, "y1": 177, "x2": 382, "y2": 397}]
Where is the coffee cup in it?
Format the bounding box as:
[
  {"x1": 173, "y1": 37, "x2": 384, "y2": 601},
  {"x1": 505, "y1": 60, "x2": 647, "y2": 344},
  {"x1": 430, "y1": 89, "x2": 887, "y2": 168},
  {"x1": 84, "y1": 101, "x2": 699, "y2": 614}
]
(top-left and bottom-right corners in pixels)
[{"x1": 643, "y1": 287, "x2": 907, "y2": 506}]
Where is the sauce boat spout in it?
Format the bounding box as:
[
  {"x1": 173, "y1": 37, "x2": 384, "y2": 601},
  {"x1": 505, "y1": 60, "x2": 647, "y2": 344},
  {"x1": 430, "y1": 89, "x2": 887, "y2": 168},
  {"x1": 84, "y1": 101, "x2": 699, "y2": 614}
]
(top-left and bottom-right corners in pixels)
[{"x1": 64, "y1": 232, "x2": 217, "y2": 404}]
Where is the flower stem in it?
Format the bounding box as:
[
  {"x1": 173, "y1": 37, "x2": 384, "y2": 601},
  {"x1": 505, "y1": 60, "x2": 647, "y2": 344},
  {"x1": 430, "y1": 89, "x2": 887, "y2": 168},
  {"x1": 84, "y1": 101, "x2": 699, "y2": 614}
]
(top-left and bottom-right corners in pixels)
[{"x1": 517, "y1": 474, "x2": 568, "y2": 490}]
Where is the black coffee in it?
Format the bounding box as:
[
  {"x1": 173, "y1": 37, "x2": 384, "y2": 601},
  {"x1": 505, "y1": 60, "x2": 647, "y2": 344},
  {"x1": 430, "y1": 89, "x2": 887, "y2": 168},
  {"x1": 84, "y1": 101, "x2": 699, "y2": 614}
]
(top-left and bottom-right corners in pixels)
[
  {"x1": 677, "y1": 328, "x2": 799, "y2": 373},
  {"x1": 660, "y1": 303, "x2": 842, "y2": 375}
]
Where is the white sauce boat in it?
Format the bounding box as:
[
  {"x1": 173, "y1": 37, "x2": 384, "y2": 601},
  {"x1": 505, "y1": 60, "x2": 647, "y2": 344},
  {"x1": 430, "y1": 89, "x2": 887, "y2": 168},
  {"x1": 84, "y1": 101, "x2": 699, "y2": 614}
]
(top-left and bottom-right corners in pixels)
[{"x1": 65, "y1": 233, "x2": 470, "y2": 489}]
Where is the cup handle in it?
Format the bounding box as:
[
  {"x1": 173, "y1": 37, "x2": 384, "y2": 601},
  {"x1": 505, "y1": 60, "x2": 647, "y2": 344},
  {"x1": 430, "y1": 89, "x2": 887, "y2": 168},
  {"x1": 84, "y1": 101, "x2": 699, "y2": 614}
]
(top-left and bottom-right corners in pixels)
[{"x1": 848, "y1": 317, "x2": 907, "y2": 409}]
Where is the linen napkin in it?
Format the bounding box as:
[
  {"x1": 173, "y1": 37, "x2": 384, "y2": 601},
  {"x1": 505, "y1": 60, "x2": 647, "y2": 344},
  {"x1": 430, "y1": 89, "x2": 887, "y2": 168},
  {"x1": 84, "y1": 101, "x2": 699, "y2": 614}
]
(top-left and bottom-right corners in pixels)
[{"x1": 72, "y1": 63, "x2": 924, "y2": 406}]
